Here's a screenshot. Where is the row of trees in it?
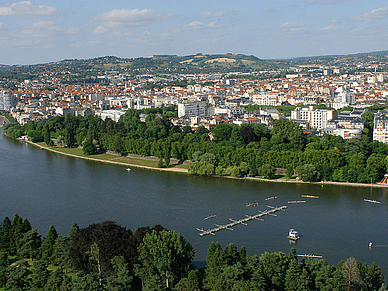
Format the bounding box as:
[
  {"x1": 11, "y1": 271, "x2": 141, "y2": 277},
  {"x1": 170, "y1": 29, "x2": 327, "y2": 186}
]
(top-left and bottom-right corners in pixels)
[
  {"x1": 0, "y1": 215, "x2": 385, "y2": 290},
  {"x1": 3, "y1": 108, "x2": 388, "y2": 183}
]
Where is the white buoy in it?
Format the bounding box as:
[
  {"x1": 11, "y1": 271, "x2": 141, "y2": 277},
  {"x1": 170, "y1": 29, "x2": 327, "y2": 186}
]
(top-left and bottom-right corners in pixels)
[{"x1": 369, "y1": 242, "x2": 373, "y2": 249}]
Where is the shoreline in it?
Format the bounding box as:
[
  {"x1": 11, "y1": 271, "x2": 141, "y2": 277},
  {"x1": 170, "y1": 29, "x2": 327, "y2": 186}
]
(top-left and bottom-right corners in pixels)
[{"x1": 23, "y1": 139, "x2": 388, "y2": 189}]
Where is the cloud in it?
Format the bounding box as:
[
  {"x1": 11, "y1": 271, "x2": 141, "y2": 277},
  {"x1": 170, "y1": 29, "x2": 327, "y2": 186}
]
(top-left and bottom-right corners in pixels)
[
  {"x1": 19, "y1": 21, "x2": 78, "y2": 37},
  {"x1": 202, "y1": 9, "x2": 237, "y2": 18},
  {"x1": 321, "y1": 25, "x2": 348, "y2": 32},
  {"x1": 94, "y1": 8, "x2": 166, "y2": 28},
  {"x1": 0, "y1": 1, "x2": 58, "y2": 17},
  {"x1": 353, "y1": 7, "x2": 388, "y2": 22},
  {"x1": 184, "y1": 21, "x2": 218, "y2": 29},
  {"x1": 279, "y1": 22, "x2": 306, "y2": 31},
  {"x1": 93, "y1": 8, "x2": 172, "y2": 35},
  {"x1": 94, "y1": 25, "x2": 110, "y2": 35}
]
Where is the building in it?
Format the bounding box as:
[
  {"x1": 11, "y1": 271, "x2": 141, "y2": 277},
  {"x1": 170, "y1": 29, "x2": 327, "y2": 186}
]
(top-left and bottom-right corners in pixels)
[
  {"x1": 0, "y1": 91, "x2": 16, "y2": 111},
  {"x1": 323, "y1": 116, "x2": 364, "y2": 139},
  {"x1": 291, "y1": 106, "x2": 336, "y2": 130},
  {"x1": 178, "y1": 101, "x2": 206, "y2": 118},
  {"x1": 373, "y1": 112, "x2": 388, "y2": 144}
]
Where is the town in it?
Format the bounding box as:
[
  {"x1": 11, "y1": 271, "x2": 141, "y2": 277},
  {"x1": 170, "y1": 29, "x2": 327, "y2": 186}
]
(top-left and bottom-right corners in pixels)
[{"x1": 1, "y1": 54, "x2": 388, "y2": 143}]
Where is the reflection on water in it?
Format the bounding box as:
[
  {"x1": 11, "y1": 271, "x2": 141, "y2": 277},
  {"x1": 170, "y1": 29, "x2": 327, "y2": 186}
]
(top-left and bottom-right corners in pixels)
[{"x1": 0, "y1": 130, "x2": 387, "y2": 275}]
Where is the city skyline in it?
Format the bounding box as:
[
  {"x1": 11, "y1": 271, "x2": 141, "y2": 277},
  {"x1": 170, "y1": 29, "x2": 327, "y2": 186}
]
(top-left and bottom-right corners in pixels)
[{"x1": 0, "y1": 0, "x2": 387, "y2": 65}]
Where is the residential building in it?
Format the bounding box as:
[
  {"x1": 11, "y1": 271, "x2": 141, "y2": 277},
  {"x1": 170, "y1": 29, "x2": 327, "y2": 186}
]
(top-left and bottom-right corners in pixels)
[
  {"x1": 291, "y1": 106, "x2": 336, "y2": 130},
  {"x1": 373, "y1": 112, "x2": 388, "y2": 144},
  {"x1": 178, "y1": 101, "x2": 206, "y2": 118}
]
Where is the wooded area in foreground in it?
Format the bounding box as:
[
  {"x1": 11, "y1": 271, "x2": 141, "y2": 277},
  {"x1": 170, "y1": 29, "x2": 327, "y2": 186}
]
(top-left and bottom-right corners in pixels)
[{"x1": 0, "y1": 214, "x2": 386, "y2": 290}]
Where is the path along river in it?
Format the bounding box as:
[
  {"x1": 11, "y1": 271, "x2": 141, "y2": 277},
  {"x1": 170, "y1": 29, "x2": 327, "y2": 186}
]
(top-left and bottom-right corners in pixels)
[{"x1": 0, "y1": 129, "x2": 387, "y2": 274}]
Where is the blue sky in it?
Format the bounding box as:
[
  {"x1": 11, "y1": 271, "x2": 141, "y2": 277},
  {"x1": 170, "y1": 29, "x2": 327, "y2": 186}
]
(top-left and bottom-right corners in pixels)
[{"x1": 0, "y1": 0, "x2": 387, "y2": 64}]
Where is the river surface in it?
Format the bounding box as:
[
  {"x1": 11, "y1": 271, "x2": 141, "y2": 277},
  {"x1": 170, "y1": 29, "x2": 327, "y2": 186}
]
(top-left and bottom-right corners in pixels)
[{"x1": 1, "y1": 129, "x2": 388, "y2": 274}]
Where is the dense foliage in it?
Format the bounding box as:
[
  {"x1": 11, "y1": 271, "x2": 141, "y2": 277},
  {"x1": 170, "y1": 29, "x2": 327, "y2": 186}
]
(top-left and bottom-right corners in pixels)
[
  {"x1": 4, "y1": 108, "x2": 388, "y2": 183},
  {"x1": 0, "y1": 215, "x2": 385, "y2": 290}
]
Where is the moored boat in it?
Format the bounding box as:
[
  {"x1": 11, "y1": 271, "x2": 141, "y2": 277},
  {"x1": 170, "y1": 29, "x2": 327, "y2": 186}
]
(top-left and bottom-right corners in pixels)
[{"x1": 287, "y1": 228, "x2": 300, "y2": 240}]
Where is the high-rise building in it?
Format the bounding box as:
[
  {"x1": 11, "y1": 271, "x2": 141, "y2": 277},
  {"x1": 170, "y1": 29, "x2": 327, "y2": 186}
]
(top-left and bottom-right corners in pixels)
[{"x1": 0, "y1": 91, "x2": 16, "y2": 111}]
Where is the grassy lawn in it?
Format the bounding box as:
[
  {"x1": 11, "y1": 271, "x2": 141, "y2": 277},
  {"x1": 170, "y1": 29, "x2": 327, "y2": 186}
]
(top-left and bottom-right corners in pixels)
[{"x1": 34, "y1": 142, "x2": 189, "y2": 170}]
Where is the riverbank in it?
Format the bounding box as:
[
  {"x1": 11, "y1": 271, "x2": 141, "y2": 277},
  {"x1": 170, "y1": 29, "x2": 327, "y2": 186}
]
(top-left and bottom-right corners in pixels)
[
  {"x1": 25, "y1": 140, "x2": 189, "y2": 174},
  {"x1": 24, "y1": 139, "x2": 388, "y2": 189}
]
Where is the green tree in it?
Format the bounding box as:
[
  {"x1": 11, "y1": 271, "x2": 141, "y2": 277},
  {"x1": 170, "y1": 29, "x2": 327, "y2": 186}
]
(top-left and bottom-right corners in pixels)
[
  {"x1": 295, "y1": 164, "x2": 319, "y2": 182},
  {"x1": 204, "y1": 242, "x2": 227, "y2": 290},
  {"x1": 18, "y1": 229, "x2": 42, "y2": 260},
  {"x1": 135, "y1": 230, "x2": 194, "y2": 289},
  {"x1": 42, "y1": 225, "x2": 58, "y2": 262},
  {"x1": 30, "y1": 259, "x2": 51, "y2": 290},
  {"x1": 105, "y1": 256, "x2": 133, "y2": 291},
  {"x1": 6, "y1": 259, "x2": 31, "y2": 290}
]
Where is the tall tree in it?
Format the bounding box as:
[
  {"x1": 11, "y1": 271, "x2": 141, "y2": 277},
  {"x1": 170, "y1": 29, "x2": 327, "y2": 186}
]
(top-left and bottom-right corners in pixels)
[
  {"x1": 42, "y1": 225, "x2": 58, "y2": 262},
  {"x1": 135, "y1": 230, "x2": 194, "y2": 289},
  {"x1": 18, "y1": 229, "x2": 42, "y2": 260}
]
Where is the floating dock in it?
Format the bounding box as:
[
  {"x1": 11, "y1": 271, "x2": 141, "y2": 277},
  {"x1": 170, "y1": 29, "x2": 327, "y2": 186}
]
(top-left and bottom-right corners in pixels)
[
  {"x1": 197, "y1": 205, "x2": 287, "y2": 237},
  {"x1": 297, "y1": 254, "x2": 323, "y2": 259}
]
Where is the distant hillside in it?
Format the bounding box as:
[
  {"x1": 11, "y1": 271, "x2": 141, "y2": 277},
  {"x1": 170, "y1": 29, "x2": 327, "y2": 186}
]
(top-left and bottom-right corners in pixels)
[
  {"x1": 0, "y1": 50, "x2": 387, "y2": 82},
  {"x1": 0, "y1": 54, "x2": 286, "y2": 77}
]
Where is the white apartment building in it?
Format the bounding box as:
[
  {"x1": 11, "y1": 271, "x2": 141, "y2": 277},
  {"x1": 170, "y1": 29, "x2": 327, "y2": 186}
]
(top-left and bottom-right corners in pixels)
[
  {"x1": 251, "y1": 93, "x2": 286, "y2": 106},
  {"x1": 291, "y1": 106, "x2": 336, "y2": 130},
  {"x1": 178, "y1": 101, "x2": 206, "y2": 118},
  {"x1": 373, "y1": 112, "x2": 388, "y2": 144},
  {"x1": 99, "y1": 109, "x2": 126, "y2": 122}
]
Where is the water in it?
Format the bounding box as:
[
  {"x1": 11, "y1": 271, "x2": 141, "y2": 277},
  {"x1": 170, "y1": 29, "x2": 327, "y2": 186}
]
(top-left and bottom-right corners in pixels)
[{"x1": 1, "y1": 129, "x2": 388, "y2": 275}]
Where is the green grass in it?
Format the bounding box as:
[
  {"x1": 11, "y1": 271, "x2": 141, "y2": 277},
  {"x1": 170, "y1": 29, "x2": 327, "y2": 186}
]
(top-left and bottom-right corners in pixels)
[{"x1": 34, "y1": 142, "x2": 189, "y2": 170}]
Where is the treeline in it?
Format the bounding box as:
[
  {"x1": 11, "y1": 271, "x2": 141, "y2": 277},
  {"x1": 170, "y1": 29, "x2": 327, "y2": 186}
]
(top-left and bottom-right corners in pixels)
[
  {"x1": 3, "y1": 108, "x2": 388, "y2": 183},
  {"x1": 0, "y1": 214, "x2": 385, "y2": 291}
]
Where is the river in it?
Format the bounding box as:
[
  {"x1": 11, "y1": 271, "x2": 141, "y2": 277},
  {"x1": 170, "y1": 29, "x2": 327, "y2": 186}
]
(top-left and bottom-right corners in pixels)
[{"x1": 0, "y1": 129, "x2": 387, "y2": 274}]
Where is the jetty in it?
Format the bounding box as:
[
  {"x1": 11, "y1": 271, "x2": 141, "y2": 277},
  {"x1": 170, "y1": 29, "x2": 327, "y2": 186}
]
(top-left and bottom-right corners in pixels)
[
  {"x1": 297, "y1": 254, "x2": 323, "y2": 259},
  {"x1": 197, "y1": 205, "x2": 287, "y2": 237},
  {"x1": 288, "y1": 200, "x2": 306, "y2": 204}
]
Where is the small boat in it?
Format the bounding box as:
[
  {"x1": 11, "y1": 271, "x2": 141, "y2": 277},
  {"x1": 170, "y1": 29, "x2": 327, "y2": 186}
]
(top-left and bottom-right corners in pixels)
[
  {"x1": 265, "y1": 196, "x2": 277, "y2": 201},
  {"x1": 364, "y1": 198, "x2": 381, "y2": 204},
  {"x1": 288, "y1": 200, "x2": 306, "y2": 204},
  {"x1": 246, "y1": 202, "x2": 259, "y2": 207},
  {"x1": 287, "y1": 229, "x2": 300, "y2": 241},
  {"x1": 204, "y1": 215, "x2": 216, "y2": 220},
  {"x1": 126, "y1": 168, "x2": 131, "y2": 171},
  {"x1": 302, "y1": 195, "x2": 319, "y2": 199}
]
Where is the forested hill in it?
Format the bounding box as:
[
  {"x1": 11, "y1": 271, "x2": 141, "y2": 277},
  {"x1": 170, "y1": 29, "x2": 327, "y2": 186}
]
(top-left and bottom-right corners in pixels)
[
  {"x1": 0, "y1": 50, "x2": 387, "y2": 78},
  {"x1": 0, "y1": 54, "x2": 282, "y2": 77}
]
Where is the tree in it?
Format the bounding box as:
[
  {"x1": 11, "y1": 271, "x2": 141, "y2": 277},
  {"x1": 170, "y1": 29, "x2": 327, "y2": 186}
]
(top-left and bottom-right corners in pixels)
[
  {"x1": 51, "y1": 236, "x2": 71, "y2": 269},
  {"x1": 18, "y1": 229, "x2": 42, "y2": 260},
  {"x1": 204, "y1": 242, "x2": 227, "y2": 290},
  {"x1": 6, "y1": 259, "x2": 31, "y2": 290},
  {"x1": 30, "y1": 259, "x2": 51, "y2": 290},
  {"x1": 257, "y1": 164, "x2": 275, "y2": 179},
  {"x1": 0, "y1": 216, "x2": 11, "y2": 252},
  {"x1": 342, "y1": 257, "x2": 364, "y2": 291},
  {"x1": 135, "y1": 230, "x2": 194, "y2": 289},
  {"x1": 106, "y1": 256, "x2": 133, "y2": 291},
  {"x1": 0, "y1": 251, "x2": 8, "y2": 287},
  {"x1": 69, "y1": 221, "x2": 135, "y2": 277},
  {"x1": 295, "y1": 164, "x2": 319, "y2": 182},
  {"x1": 42, "y1": 225, "x2": 58, "y2": 262}
]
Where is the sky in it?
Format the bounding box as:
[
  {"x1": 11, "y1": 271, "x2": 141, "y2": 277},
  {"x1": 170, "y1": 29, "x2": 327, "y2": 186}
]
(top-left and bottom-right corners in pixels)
[{"x1": 0, "y1": 0, "x2": 387, "y2": 65}]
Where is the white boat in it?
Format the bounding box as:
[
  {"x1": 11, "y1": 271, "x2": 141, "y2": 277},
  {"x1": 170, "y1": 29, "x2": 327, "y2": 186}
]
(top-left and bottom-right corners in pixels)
[
  {"x1": 126, "y1": 168, "x2": 131, "y2": 171},
  {"x1": 204, "y1": 215, "x2": 216, "y2": 220},
  {"x1": 287, "y1": 229, "x2": 300, "y2": 240},
  {"x1": 288, "y1": 200, "x2": 306, "y2": 204},
  {"x1": 364, "y1": 198, "x2": 380, "y2": 204}
]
